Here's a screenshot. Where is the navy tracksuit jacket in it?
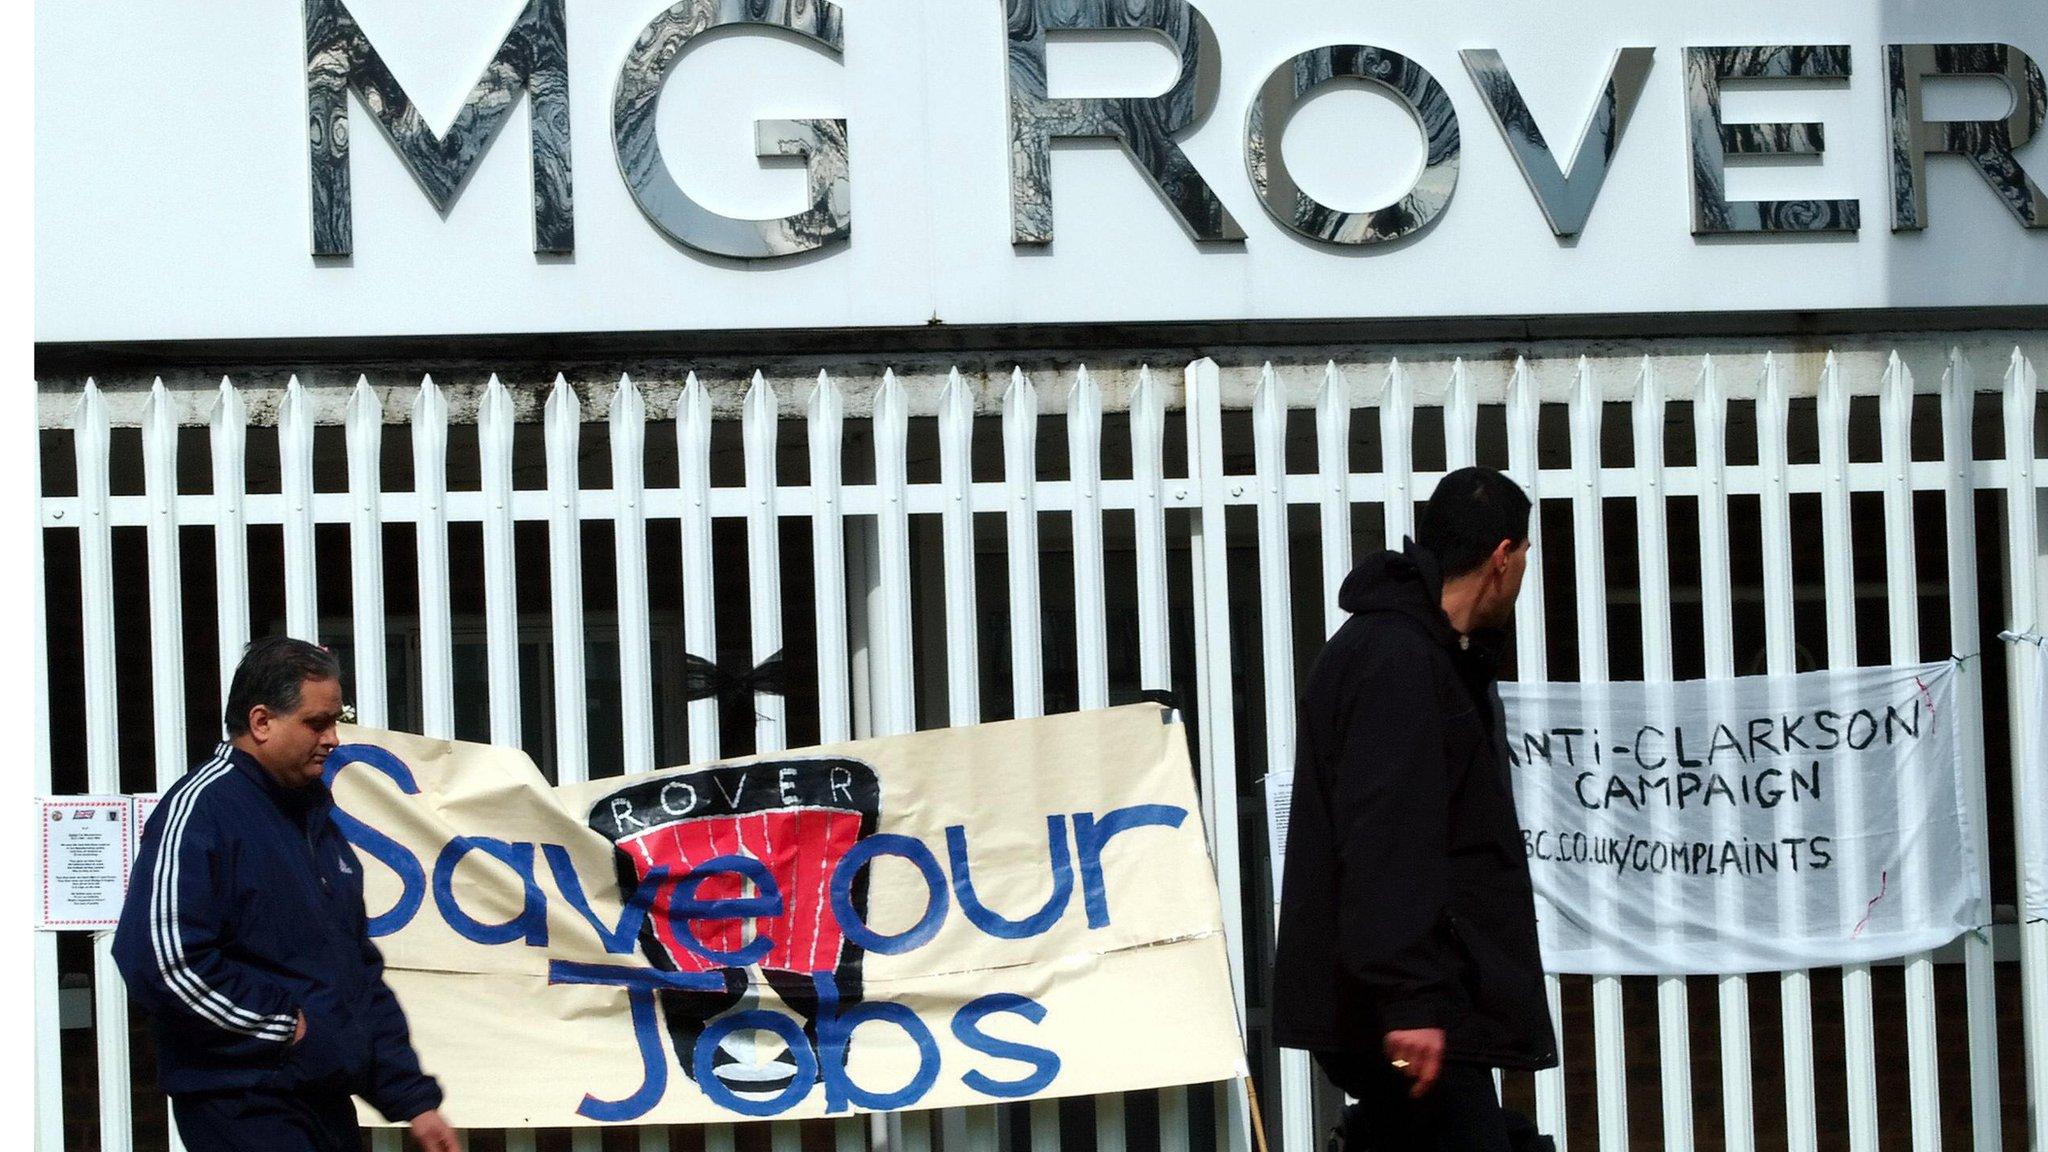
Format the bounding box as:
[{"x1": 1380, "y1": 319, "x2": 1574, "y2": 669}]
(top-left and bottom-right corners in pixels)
[{"x1": 112, "y1": 743, "x2": 442, "y2": 1146}]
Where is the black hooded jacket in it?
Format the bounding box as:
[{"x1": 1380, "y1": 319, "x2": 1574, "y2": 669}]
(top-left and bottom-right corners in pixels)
[{"x1": 1270, "y1": 541, "x2": 1557, "y2": 1070}]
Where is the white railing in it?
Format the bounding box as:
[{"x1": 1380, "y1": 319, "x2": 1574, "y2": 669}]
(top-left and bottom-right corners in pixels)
[{"x1": 33, "y1": 342, "x2": 2048, "y2": 1152}]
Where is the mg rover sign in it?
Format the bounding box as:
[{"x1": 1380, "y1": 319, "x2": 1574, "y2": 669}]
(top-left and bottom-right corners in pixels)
[{"x1": 34, "y1": 0, "x2": 2048, "y2": 340}]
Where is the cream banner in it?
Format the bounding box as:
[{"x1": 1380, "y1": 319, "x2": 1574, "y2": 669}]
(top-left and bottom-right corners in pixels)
[{"x1": 324, "y1": 705, "x2": 1244, "y2": 1127}]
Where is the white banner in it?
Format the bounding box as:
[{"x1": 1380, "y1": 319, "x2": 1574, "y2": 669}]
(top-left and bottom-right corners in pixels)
[
  {"x1": 2015, "y1": 634, "x2": 2048, "y2": 924},
  {"x1": 1505, "y1": 661, "x2": 1982, "y2": 975}
]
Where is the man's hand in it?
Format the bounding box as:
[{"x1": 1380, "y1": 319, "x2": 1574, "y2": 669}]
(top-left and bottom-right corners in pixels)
[
  {"x1": 409, "y1": 1109, "x2": 459, "y2": 1152},
  {"x1": 291, "y1": 1010, "x2": 307, "y2": 1046},
  {"x1": 1384, "y1": 1027, "x2": 1445, "y2": 1099}
]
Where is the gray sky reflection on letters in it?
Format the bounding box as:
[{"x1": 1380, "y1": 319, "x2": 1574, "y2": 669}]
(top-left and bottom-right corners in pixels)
[
  {"x1": 1684, "y1": 45, "x2": 1860, "y2": 235},
  {"x1": 304, "y1": 0, "x2": 574, "y2": 256},
  {"x1": 1005, "y1": 0, "x2": 1243, "y2": 245},
  {"x1": 1246, "y1": 45, "x2": 1459, "y2": 245},
  {"x1": 1886, "y1": 42, "x2": 2047, "y2": 230},
  {"x1": 612, "y1": 0, "x2": 851, "y2": 260},
  {"x1": 1460, "y1": 47, "x2": 1654, "y2": 238}
]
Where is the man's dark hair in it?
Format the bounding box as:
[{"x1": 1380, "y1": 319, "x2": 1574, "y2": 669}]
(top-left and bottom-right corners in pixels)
[
  {"x1": 223, "y1": 636, "x2": 342, "y2": 736},
  {"x1": 1417, "y1": 467, "x2": 1533, "y2": 580}
]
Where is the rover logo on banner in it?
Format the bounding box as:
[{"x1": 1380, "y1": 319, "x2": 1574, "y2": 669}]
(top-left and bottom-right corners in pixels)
[{"x1": 321, "y1": 706, "x2": 1244, "y2": 1128}]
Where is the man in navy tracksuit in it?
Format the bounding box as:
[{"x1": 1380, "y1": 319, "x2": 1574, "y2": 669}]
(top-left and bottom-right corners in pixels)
[{"x1": 113, "y1": 637, "x2": 459, "y2": 1152}]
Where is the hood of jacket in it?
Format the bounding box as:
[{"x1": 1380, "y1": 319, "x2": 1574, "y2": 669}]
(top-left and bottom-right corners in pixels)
[
  {"x1": 1337, "y1": 538, "x2": 1462, "y2": 646},
  {"x1": 1338, "y1": 538, "x2": 1511, "y2": 665}
]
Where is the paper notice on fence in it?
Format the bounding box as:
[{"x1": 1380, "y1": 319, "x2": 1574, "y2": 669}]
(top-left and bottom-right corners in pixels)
[
  {"x1": 39, "y1": 796, "x2": 132, "y2": 930},
  {"x1": 2020, "y1": 640, "x2": 2048, "y2": 924},
  {"x1": 1505, "y1": 660, "x2": 1983, "y2": 974},
  {"x1": 1263, "y1": 772, "x2": 1292, "y2": 905},
  {"x1": 326, "y1": 705, "x2": 1243, "y2": 1128}
]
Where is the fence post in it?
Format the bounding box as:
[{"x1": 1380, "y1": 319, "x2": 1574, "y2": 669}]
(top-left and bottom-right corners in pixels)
[
  {"x1": 607, "y1": 374, "x2": 673, "y2": 1152},
  {"x1": 346, "y1": 378, "x2": 390, "y2": 731},
  {"x1": 1756, "y1": 353, "x2": 1818, "y2": 1152},
  {"x1": 999, "y1": 366, "x2": 1066, "y2": 1152},
  {"x1": 1816, "y1": 351, "x2": 1882, "y2": 1152},
  {"x1": 1926, "y1": 347, "x2": 2006, "y2": 1152},
  {"x1": 210, "y1": 379, "x2": 251, "y2": 697},
  {"x1": 936, "y1": 368, "x2": 1002, "y2": 1152},
  {"x1": 1693, "y1": 355, "x2": 1755, "y2": 1152},
  {"x1": 805, "y1": 370, "x2": 865, "y2": 1152},
  {"x1": 142, "y1": 379, "x2": 192, "y2": 1152},
  {"x1": 1631, "y1": 357, "x2": 1693, "y2": 1152},
  {"x1": 1185, "y1": 357, "x2": 1254, "y2": 1152},
  {"x1": 1251, "y1": 364, "x2": 1318, "y2": 1152},
  {"x1": 76, "y1": 379, "x2": 134, "y2": 1152},
  {"x1": 143, "y1": 379, "x2": 189, "y2": 778},
  {"x1": 34, "y1": 400, "x2": 66, "y2": 1152},
  {"x1": 1131, "y1": 365, "x2": 1192, "y2": 1152},
  {"x1": 2002, "y1": 349, "x2": 2047, "y2": 1152},
  {"x1": 413, "y1": 377, "x2": 455, "y2": 741},
  {"x1": 742, "y1": 372, "x2": 789, "y2": 757},
  {"x1": 1875, "y1": 354, "x2": 1947, "y2": 1152},
  {"x1": 938, "y1": 368, "x2": 982, "y2": 727},
  {"x1": 279, "y1": 377, "x2": 319, "y2": 642},
  {"x1": 678, "y1": 373, "x2": 721, "y2": 764},
  {"x1": 543, "y1": 374, "x2": 590, "y2": 782},
  {"x1": 479, "y1": 375, "x2": 534, "y2": 1152},
  {"x1": 1507, "y1": 357, "x2": 1569, "y2": 1151},
  {"x1": 1566, "y1": 358, "x2": 1629, "y2": 1152},
  {"x1": 1315, "y1": 363, "x2": 1352, "y2": 643},
  {"x1": 676, "y1": 372, "x2": 741, "y2": 1152},
  {"x1": 610, "y1": 375, "x2": 657, "y2": 779},
  {"x1": 1380, "y1": 359, "x2": 1413, "y2": 548},
  {"x1": 542, "y1": 375, "x2": 597, "y2": 1152}
]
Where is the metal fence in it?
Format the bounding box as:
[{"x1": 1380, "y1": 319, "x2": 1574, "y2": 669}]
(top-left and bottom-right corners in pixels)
[{"x1": 33, "y1": 340, "x2": 2048, "y2": 1152}]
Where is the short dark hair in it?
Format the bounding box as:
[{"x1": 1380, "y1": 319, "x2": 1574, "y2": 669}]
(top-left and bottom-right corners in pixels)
[
  {"x1": 1417, "y1": 467, "x2": 1533, "y2": 580},
  {"x1": 223, "y1": 636, "x2": 341, "y2": 736}
]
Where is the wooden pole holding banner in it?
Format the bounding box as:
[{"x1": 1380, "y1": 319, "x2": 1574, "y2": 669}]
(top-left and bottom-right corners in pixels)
[{"x1": 1242, "y1": 1077, "x2": 1272, "y2": 1152}]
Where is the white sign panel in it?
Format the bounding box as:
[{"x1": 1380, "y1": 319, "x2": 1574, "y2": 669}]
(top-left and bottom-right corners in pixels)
[
  {"x1": 2015, "y1": 633, "x2": 2048, "y2": 924},
  {"x1": 1262, "y1": 771, "x2": 1291, "y2": 907},
  {"x1": 1265, "y1": 661, "x2": 1983, "y2": 975},
  {"x1": 1504, "y1": 661, "x2": 1980, "y2": 975},
  {"x1": 34, "y1": 0, "x2": 2048, "y2": 342},
  {"x1": 39, "y1": 797, "x2": 134, "y2": 931}
]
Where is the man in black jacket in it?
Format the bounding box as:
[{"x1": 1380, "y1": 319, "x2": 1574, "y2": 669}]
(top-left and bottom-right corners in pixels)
[
  {"x1": 114, "y1": 637, "x2": 459, "y2": 1152},
  {"x1": 1273, "y1": 467, "x2": 1557, "y2": 1151}
]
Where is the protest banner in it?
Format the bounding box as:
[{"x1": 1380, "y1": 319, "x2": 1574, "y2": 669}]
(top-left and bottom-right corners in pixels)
[
  {"x1": 1265, "y1": 661, "x2": 1984, "y2": 975},
  {"x1": 1504, "y1": 660, "x2": 1981, "y2": 974},
  {"x1": 2014, "y1": 633, "x2": 2048, "y2": 924},
  {"x1": 322, "y1": 704, "x2": 1244, "y2": 1127}
]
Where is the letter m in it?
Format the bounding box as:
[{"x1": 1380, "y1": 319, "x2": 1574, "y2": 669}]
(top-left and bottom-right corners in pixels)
[{"x1": 304, "y1": 0, "x2": 572, "y2": 256}]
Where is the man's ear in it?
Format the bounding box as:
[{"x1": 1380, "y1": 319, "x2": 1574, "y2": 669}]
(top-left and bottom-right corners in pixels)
[
  {"x1": 246, "y1": 705, "x2": 270, "y2": 742},
  {"x1": 1492, "y1": 538, "x2": 1515, "y2": 571}
]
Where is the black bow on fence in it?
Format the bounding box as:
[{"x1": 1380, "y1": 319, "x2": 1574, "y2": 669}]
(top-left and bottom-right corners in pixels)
[{"x1": 680, "y1": 649, "x2": 793, "y2": 713}]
